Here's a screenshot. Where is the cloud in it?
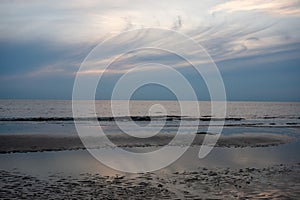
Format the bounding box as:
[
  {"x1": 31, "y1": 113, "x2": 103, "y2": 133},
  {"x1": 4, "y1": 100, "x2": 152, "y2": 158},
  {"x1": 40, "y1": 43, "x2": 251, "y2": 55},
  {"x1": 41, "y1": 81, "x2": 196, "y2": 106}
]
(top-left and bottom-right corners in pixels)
[
  {"x1": 172, "y1": 16, "x2": 182, "y2": 30},
  {"x1": 0, "y1": 0, "x2": 300, "y2": 77},
  {"x1": 210, "y1": 0, "x2": 300, "y2": 16},
  {"x1": 0, "y1": 1, "x2": 299, "y2": 101},
  {"x1": 0, "y1": 39, "x2": 93, "y2": 80}
]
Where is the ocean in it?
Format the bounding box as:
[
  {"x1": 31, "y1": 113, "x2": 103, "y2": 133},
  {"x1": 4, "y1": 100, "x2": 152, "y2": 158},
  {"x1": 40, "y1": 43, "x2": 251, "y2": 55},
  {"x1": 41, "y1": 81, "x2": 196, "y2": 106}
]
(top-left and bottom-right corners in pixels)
[{"x1": 0, "y1": 100, "x2": 299, "y2": 136}]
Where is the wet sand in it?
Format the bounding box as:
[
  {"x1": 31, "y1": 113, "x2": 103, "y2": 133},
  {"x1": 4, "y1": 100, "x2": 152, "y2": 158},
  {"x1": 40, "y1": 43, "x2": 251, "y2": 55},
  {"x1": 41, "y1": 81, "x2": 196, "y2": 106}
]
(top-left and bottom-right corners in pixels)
[
  {"x1": 0, "y1": 133, "x2": 293, "y2": 153},
  {"x1": 0, "y1": 164, "x2": 299, "y2": 199},
  {"x1": 0, "y1": 133, "x2": 298, "y2": 199}
]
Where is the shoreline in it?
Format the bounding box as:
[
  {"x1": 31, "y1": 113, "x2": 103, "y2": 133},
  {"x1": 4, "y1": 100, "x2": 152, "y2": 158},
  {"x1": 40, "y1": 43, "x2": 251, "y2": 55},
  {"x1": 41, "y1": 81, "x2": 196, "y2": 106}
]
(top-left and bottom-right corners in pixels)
[{"x1": 0, "y1": 133, "x2": 293, "y2": 154}]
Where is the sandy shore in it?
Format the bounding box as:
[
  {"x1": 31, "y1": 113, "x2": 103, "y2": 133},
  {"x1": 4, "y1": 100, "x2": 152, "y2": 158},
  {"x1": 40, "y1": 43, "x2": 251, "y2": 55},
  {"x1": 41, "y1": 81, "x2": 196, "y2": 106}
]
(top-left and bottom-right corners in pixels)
[
  {"x1": 0, "y1": 133, "x2": 298, "y2": 199},
  {"x1": 0, "y1": 133, "x2": 293, "y2": 153},
  {"x1": 0, "y1": 164, "x2": 299, "y2": 199}
]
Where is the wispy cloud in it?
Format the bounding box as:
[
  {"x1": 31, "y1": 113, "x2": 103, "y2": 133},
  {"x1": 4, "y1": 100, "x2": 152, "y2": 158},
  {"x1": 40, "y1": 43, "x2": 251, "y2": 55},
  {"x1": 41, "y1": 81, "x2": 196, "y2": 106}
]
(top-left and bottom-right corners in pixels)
[
  {"x1": 0, "y1": 0, "x2": 300, "y2": 77},
  {"x1": 210, "y1": 0, "x2": 300, "y2": 16}
]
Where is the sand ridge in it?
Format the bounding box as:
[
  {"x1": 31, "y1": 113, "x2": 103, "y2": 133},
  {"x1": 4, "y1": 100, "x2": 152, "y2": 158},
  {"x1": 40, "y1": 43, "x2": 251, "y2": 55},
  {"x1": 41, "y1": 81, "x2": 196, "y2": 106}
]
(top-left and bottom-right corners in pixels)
[{"x1": 0, "y1": 133, "x2": 293, "y2": 154}]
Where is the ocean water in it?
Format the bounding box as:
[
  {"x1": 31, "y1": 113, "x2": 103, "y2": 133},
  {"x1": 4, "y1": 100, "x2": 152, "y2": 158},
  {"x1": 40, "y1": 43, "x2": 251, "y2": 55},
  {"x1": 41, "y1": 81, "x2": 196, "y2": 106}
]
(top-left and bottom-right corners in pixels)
[
  {"x1": 1, "y1": 100, "x2": 300, "y2": 120},
  {"x1": 0, "y1": 100, "x2": 300, "y2": 136}
]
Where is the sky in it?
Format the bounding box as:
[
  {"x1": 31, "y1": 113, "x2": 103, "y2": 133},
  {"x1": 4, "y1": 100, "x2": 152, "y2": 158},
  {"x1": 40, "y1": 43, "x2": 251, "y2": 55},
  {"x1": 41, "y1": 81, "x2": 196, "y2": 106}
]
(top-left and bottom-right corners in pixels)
[{"x1": 0, "y1": 0, "x2": 300, "y2": 101}]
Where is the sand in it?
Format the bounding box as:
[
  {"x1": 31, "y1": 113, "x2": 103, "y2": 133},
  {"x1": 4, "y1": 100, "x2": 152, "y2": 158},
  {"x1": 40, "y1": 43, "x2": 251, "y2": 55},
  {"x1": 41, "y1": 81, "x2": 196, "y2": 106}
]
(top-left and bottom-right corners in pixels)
[
  {"x1": 0, "y1": 164, "x2": 299, "y2": 199},
  {"x1": 0, "y1": 133, "x2": 293, "y2": 153},
  {"x1": 0, "y1": 133, "x2": 298, "y2": 199}
]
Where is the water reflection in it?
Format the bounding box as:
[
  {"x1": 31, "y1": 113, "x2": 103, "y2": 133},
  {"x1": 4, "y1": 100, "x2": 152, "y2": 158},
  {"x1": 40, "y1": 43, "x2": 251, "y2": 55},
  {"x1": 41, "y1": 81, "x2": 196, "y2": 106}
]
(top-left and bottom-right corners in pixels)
[{"x1": 0, "y1": 141, "x2": 299, "y2": 178}]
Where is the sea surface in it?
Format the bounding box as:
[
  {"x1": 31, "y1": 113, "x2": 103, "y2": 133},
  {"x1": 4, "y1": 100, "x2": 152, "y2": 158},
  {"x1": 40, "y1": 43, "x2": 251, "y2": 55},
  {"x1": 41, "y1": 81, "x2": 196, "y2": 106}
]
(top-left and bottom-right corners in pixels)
[
  {"x1": 0, "y1": 100, "x2": 300, "y2": 136},
  {"x1": 1, "y1": 100, "x2": 300, "y2": 121}
]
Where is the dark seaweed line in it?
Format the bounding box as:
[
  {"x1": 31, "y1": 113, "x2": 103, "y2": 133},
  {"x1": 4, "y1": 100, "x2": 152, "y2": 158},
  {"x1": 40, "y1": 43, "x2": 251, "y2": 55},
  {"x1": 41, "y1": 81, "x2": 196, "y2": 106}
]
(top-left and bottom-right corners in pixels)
[{"x1": 0, "y1": 116, "x2": 245, "y2": 122}]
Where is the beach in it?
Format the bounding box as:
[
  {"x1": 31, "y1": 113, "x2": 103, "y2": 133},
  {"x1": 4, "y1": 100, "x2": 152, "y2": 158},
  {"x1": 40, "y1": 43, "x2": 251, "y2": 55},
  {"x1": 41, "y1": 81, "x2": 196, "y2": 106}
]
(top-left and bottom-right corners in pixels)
[
  {"x1": 0, "y1": 100, "x2": 300, "y2": 199},
  {"x1": 1, "y1": 164, "x2": 300, "y2": 199},
  {"x1": 2, "y1": 0, "x2": 300, "y2": 198}
]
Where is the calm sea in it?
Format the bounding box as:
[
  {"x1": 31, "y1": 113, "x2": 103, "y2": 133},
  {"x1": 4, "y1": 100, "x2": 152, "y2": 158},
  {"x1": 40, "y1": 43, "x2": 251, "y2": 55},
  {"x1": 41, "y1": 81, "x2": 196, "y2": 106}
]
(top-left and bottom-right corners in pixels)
[{"x1": 0, "y1": 100, "x2": 299, "y2": 136}]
